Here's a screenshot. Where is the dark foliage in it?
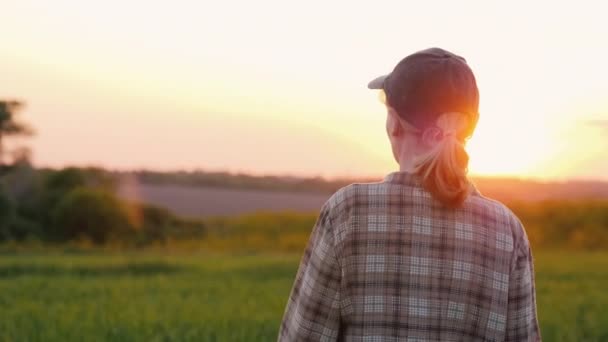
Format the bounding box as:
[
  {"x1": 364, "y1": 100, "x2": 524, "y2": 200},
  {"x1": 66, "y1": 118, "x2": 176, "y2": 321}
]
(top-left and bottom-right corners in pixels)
[{"x1": 51, "y1": 187, "x2": 132, "y2": 244}]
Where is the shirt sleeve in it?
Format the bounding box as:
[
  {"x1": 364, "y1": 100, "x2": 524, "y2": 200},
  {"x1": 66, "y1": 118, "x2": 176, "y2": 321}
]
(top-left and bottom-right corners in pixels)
[
  {"x1": 278, "y1": 202, "x2": 342, "y2": 342},
  {"x1": 505, "y1": 239, "x2": 542, "y2": 341}
]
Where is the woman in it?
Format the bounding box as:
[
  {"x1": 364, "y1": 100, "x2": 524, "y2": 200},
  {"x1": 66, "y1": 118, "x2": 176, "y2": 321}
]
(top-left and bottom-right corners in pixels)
[{"x1": 278, "y1": 48, "x2": 540, "y2": 341}]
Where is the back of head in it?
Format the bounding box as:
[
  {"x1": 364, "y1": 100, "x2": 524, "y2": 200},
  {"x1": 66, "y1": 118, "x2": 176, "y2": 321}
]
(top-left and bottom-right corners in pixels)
[{"x1": 369, "y1": 47, "x2": 480, "y2": 208}]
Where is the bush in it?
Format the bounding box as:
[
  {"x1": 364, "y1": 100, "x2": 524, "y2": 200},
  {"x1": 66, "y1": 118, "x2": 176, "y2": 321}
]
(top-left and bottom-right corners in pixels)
[
  {"x1": 134, "y1": 205, "x2": 176, "y2": 245},
  {"x1": 7, "y1": 216, "x2": 42, "y2": 241},
  {"x1": 509, "y1": 200, "x2": 608, "y2": 250},
  {"x1": 51, "y1": 187, "x2": 133, "y2": 244},
  {"x1": 0, "y1": 188, "x2": 15, "y2": 241},
  {"x1": 44, "y1": 167, "x2": 89, "y2": 192},
  {"x1": 0, "y1": 164, "x2": 45, "y2": 227}
]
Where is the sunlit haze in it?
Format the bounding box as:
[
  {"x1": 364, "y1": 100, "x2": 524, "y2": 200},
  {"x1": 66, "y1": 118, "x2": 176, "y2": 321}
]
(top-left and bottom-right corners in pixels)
[{"x1": 1, "y1": 1, "x2": 607, "y2": 180}]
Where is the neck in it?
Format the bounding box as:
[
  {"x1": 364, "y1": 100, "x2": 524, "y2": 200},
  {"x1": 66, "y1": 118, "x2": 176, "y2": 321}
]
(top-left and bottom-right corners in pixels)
[
  {"x1": 397, "y1": 144, "x2": 419, "y2": 173},
  {"x1": 399, "y1": 159, "x2": 417, "y2": 173}
]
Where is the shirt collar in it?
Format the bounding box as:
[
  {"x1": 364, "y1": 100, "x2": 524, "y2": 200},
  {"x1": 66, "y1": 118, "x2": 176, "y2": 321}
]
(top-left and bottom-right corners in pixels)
[
  {"x1": 383, "y1": 171, "x2": 481, "y2": 197},
  {"x1": 383, "y1": 171, "x2": 422, "y2": 187}
]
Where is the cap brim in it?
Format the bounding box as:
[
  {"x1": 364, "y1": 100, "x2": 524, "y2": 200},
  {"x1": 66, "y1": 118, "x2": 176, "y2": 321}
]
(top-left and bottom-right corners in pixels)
[{"x1": 367, "y1": 74, "x2": 388, "y2": 89}]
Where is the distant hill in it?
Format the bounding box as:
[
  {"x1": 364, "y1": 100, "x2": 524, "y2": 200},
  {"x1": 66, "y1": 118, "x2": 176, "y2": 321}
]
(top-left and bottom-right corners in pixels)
[
  {"x1": 114, "y1": 170, "x2": 358, "y2": 194},
  {"x1": 115, "y1": 170, "x2": 608, "y2": 217}
]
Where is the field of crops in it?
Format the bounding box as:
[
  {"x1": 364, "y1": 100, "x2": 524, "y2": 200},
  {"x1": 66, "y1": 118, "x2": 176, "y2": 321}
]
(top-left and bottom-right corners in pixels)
[{"x1": 1, "y1": 251, "x2": 607, "y2": 341}]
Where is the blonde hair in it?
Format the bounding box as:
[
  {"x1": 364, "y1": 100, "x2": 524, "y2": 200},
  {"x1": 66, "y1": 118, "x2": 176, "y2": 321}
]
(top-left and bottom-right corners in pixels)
[{"x1": 413, "y1": 112, "x2": 472, "y2": 208}]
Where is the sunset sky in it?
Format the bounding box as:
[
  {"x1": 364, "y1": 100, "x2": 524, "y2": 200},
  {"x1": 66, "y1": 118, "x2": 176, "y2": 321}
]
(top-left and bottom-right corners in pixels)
[{"x1": 1, "y1": 1, "x2": 607, "y2": 180}]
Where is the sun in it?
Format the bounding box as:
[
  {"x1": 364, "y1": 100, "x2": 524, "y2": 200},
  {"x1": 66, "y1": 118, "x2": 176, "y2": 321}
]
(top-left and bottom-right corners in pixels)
[{"x1": 466, "y1": 115, "x2": 555, "y2": 179}]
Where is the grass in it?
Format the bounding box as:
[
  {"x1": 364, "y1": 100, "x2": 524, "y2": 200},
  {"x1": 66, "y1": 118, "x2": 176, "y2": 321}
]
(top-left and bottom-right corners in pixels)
[
  {"x1": 532, "y1": 251, "x2": 608, "y2": 341},
  {"x1": 0, "y1": 251, "x2": 606, "y2": 341}
]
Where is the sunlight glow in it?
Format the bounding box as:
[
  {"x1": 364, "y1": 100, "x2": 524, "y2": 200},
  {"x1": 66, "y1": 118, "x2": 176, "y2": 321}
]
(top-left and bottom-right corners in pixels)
[{"x1": 0, "y1": 0, "x2": 607, "y2": 180}]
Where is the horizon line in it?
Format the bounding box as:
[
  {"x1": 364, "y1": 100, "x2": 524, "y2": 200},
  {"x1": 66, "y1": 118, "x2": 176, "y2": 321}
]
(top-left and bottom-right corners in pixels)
[{"x1": 29, "y1": 162, "x2": 608, "y2": 185}]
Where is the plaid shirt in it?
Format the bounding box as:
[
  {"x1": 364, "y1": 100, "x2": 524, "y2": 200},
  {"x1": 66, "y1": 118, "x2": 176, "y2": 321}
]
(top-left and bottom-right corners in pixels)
[{"x1": 279, "y1": 172, "x2": 540, "y2": 341}]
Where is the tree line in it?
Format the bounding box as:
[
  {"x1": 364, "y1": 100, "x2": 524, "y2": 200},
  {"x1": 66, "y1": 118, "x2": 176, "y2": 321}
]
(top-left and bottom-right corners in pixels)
[
  {"x1": 0, "y1": 165, "x2": 206, "y2": 245},
  {"x1": 0, "y1": 100, "x2": 204, "y2": 245},
  {"x1": 1, "y1": 99, "x2": 606, "y2": 250}
]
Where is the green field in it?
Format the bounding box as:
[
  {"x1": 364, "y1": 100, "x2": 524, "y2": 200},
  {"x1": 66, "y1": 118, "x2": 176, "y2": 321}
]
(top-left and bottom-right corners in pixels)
[{"x1": 1, "y1": 251, "x2": 607, "y2": 341}]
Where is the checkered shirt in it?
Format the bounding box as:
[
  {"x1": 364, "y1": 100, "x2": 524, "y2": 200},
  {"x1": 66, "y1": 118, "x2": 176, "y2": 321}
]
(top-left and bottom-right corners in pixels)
[{"x1": 279, "y1": 172, "x2": 540, "y2": 341}]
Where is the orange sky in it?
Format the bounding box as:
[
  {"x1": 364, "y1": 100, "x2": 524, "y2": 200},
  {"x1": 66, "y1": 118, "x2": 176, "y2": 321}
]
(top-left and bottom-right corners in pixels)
[{"x1": 1, "y1": 1, "x2": 607, "y2": 180}]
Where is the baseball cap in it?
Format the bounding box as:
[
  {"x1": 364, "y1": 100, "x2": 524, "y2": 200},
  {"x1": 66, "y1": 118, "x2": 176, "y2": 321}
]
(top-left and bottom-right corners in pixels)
[{"x1": 368, "y1": 47, "x2": 479, "y2": 136}]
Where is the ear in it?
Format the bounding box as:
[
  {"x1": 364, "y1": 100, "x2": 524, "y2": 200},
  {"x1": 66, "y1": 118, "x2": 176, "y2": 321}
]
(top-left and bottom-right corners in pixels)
[{"x1": 386, "y1": 108, "x2": 403, "y2": 137}]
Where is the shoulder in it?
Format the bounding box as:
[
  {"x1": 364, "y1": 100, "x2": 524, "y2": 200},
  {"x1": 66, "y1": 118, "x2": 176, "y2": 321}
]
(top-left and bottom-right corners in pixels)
[
  {"x1": 319, "y1": 182, "x2": 390, "y2": 226},
  {"x1": 320, "y1": 183, "x2": 387, "y2": 246},
  {"x1": 468, "y1": 193, "x2": 531, "y2": 252},
  {"x1": 325, "y1": 181, "x2": 393, "y2": 209}
]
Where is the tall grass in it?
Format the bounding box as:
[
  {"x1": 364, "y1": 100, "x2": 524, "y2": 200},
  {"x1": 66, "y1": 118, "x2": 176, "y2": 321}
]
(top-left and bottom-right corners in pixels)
[{"x1": 0, "y1": 251, "x2": 606, "y2": 341}]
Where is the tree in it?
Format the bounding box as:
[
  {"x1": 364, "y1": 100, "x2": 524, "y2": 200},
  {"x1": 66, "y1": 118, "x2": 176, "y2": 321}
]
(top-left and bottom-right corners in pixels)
[
  {"x1": 0, "y1": 186, "x2": 15, "y2": 241},
  {"x1": 0, "y1": 100, "x2": 34, "y2": 167},
  {"x1": 51, "y1": 187, "x2": 133, "y2": 244}
]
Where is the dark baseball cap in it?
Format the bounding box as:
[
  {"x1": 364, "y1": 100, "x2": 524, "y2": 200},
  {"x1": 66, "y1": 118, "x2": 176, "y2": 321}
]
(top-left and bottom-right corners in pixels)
[{"x1": 368, "y1": 47, "x2": 479, "y2": 136}]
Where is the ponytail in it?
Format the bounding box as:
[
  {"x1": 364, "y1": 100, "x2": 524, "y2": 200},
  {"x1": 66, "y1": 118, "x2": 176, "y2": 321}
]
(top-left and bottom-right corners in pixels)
[{"x1": 413, "y1": 112, "x2": 472, "y2": 208}]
